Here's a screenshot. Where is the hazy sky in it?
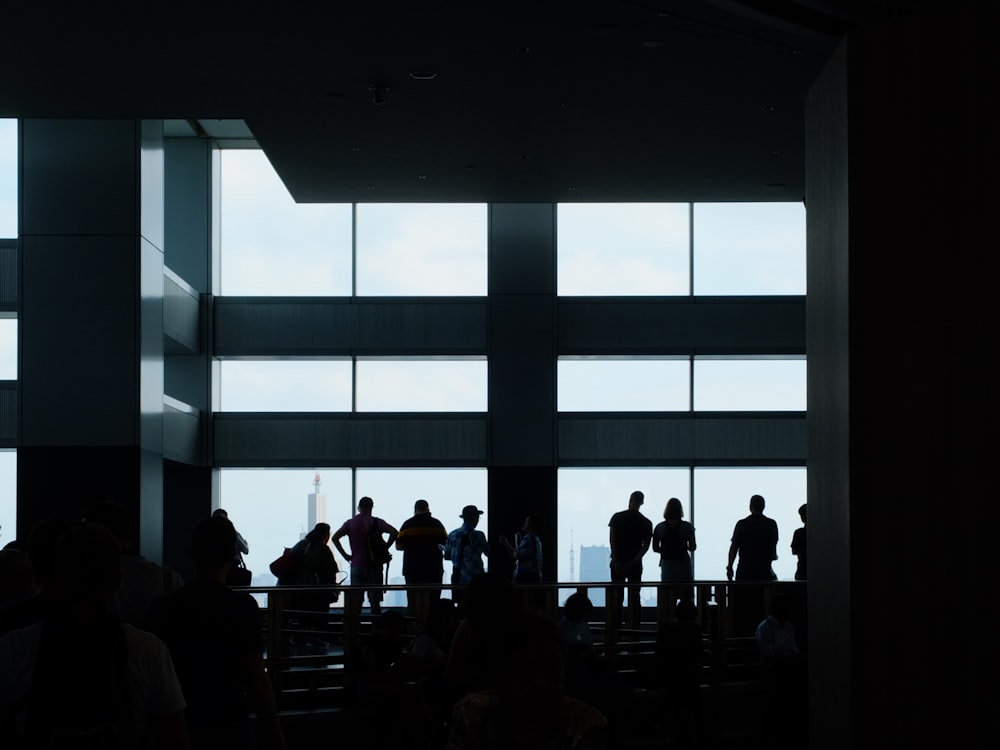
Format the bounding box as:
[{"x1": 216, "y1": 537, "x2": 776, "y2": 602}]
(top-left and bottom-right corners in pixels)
[{"x1": 0, "y1": 128, "x2": 808, "y2": 595}]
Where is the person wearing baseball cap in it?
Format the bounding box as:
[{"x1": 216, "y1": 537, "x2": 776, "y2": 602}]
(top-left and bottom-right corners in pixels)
[{"x1": 444, "y1": 505, "x2": 489, "y2": 588}]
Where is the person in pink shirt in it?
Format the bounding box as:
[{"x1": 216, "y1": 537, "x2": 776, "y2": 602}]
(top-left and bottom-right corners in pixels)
[{"x1": 332, "y1": 496, "x2": 398, "y2": 616}]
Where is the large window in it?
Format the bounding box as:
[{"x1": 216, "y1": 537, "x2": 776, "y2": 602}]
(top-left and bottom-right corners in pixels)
[
  {"x1": 0, "y1": 119, "x2": 15, "y2": 238},
  {"x1": 217, "y1": 358, "x2": 487, "y2": 413},
  {"x1": 557, "y1": 203, "x2": 689, "y2": 296},
  {"x1": 0, "y1": 318, "x2": 16, "y2": 380},
  {"x1": 556, "y1": 465, "x2": 806, "y2": 604},
  {"x1": 218, "y1": 467, "x2": 486, "y2": 599},
  {"x1": 0, "y1": 450, "x2": 17, "y2": 549},
  {"x1": 219, "y1": 149, "x2": 353, "y2": 296},
  {"x1": 693, "y1": 202, "x2": 806, "y2": 295},
  {"x1": 355, "y1": 358, "x2": 487, "y2": 412},
  {"x1": 694, "y1": 357, "x2": 806, "y2": 411},
  {"x1": 557, "y1": 200, "x2": 805, "y2": 296},
  {"x1": 558, "y1": 357, "x2": 690, "y2": 412},
  {"x1": 218, "y1": 360, "x2": 352, "y2": 412},
  {"x1": 693, "y1": 467, "x2": 806, "y2": 582},
  {"x1": 557, "y1": 467, "x2": 691, "y2": 605},
  {"x1": 355, "y1": 204, "x2": 488, "y2": 296}
]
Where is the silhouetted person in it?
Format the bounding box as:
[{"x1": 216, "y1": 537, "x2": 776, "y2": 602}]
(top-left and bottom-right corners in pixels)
[
  {"x1": 653, "y1": 598, "x2": 705, "y2": 744},
  {"x1": 82, "y1": 500, "x2": 184, "y2": 626},
  {"x1": 0, "y1": 522, "x2": 190, "y2": 749},
  {"x1": 444, "y1": 572, "x2": 517, "y2": 698},
  {"x1": 293, "y1": 522, "x2": 341, "y2": 645},
  {"x1": 557, "y1": 592, "x2": 628, "y2": 729},
  {"x1": 791, "y1": 503, "x2": 807, "y2": 581},
  {"x1": 396, "y1": 498, "x2": 448, "y2": 623},
  {"x1": 0, "y1": 518, "x2": 75, "y2": 636},
  {"x1": 754, "y1": 593, "x2": 806, "y2": 739},
  {"x1": 726, "y1": 494, "x2": 779, "y2": 582},
  {"x1": 0, "y1": 547, "x2": 37, "y2": 637},
  {"x1": 443, "y1": 505, "x2": 490, "y2": 614},
  {"x1": 444, "y1": 611, "x2": 607, "y2": 750},
  {"x1": 213, "y1": 508, "x2": 251, "y2": 587},
  {"x1": 499, "y1": 513, "x2": 543, "y2": 583},
  {"x1": 651, "y1": 497, "x2": 696, "y2": 605},
  {"x1": 608, "y1": 490, "x2": 652, "y2": 631},
  {"x1": 499, "y1": 513, "x2": 544, "y2": 613},
  {"x1": 146, "y1": 514, "x2": 286, "y2": 750},
  {"x1": 726, "y1": 494, "x2": 779, "y2": 636},
  {"x1": 332, "y1": 496, "x2": 398, "y2": 617}
]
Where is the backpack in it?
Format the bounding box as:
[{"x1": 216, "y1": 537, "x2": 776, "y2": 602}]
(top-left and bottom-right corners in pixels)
[
  {"x1": 269, "y1": 541, "x2": 305, "y2": 582},
  {"x1": 366, "y1": 517, "x2": 393, "y2": 566}
]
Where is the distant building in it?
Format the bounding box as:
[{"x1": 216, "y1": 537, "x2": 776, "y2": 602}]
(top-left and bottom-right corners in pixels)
[
  {"x1": 307, "y1": 472, "x2": 326, "y2": 530},
  {"x1": 579, "y1": 544, "x2": 610, "y2": 606}
]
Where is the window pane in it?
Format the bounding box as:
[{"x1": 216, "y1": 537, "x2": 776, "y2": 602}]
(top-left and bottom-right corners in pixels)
[
  {"x1": 219, "y1": 468, "x2": 352, "y2": 594},
  {"x1": 355, "y1": 467, "x2": 488, "y2": 603},
  {"x1": 0, "y1": 119, "x2": 16, "y2": 237},
  {"x1": 356, "y1": 204, "x2": 487, "y2": 296},
  {"x1": 220, "y1": 149, "x2": 352, "y2": 295},
  {"x1": 693, "y1": 202, "x2": 805, "y2": 295},
  {"x1": 355, "y1": 359, "x2": 487, "y2": 412},
  {"x1": 219, "y1": 360, "x2": 352, "y2": 412},
  {"x1": 694, "y1": 357, "x2": 806, "y2": 411},
  {"x1": 0, "y1": 319, "x2": 16, "y2": 380},
  {"x1": 0, "y1": 450, "x2": 16, "y2": 550},
  {"x1": 557, "y1": 203, "x2": 689, "y2": 296},
  {"x1": 557, "y1": 467, "x2": 690, "y2": 606},
  {"x1": 558, "y1": 357, "x2": 689, "y2": 411},
  {"x1": 693, "y1": 467, "x2": 806, "y2": 581}
]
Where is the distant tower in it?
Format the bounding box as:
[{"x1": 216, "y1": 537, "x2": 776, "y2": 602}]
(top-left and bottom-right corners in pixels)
[
  {"x1": 307, "y1": 472, "x2": 326, "y2": 530},
  {"x1": 569, "y1": 529, "x2": 575, "y2": 582}
]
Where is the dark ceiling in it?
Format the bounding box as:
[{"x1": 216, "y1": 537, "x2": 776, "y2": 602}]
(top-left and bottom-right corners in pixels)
[{"x1": 1, "y1": 1, "x2": 918, "y2": 203}]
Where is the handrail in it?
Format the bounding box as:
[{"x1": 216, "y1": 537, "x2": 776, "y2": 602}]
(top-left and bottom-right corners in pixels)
[{"x1": 236, "y1": 579, "x2": 805, "y2": 698}]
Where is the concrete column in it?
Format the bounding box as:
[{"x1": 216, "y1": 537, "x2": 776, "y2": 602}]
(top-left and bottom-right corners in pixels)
[
  {"x1": 17, "y1": 119, "x2": 166, "y2": 560},
  {"x1": 487, "y1": 204, "x2": 558, "y2": 582},
  {"x1": 805, "y1": 5, "x2": 992, "y2": 746}
]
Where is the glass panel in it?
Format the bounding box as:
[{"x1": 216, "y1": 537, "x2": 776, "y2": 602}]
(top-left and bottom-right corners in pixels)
[
  {"x1": 0, "y1": 450, "x2": 15, "y2": 550},
  {"x1": 558, "y1": 357, "x2": 689, "y2": 411},
  {"x1": 355, "y1": 467, "x2": 488, "y2": 603},
  {"x1": 557, "y1": 203, "x2": 689, "y2": 296},
  {"x1": 557, "y1": 467, "x2": 690, "y2": 606},
  {"x1": 693, "y1": 202, "x2": 806, "y2": 295},
  {"x1": 693, "y1": 467, "x2": 806, "y2": 582},
  {"x1": 0, "y1": 119, "x2": 16, "y2": 238},
  {"x1": 694, "y1": 357, "x2": 806, "y2": 411},
  {"x1": 219, "y1": 469, "x2": 353, "y2": 597},
  {"x1": 356, "y1": 203, "x2": 488, "y2": 296},
  {"x1": 219, "y1": 149, "x2": 352, "y2": 295},
  {"x1": 355, "y1": 358, "x2": 487, "y2": 412},
  {"x1": 0, "y1": 319, "x2": 16, "y2": 380},
  {"x1": 218, "y1": 360, "x2": 352, "y2": 412}
]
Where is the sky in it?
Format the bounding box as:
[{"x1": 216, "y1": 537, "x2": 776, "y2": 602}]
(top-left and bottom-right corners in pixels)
[{"x1": 0, "y1": 125, "x2": 808, "y2": 601}]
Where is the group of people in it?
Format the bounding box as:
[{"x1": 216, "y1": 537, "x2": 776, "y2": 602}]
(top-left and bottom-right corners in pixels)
[
  {"x1": 0, "y1": 502, "x2": 287, "y2": 750},
  {"x1": 274, "y1": 490, "x2": 807, "y2": 634},
  {"x1": 280, "y1": 497, "x2": 544, "y2": 622}
]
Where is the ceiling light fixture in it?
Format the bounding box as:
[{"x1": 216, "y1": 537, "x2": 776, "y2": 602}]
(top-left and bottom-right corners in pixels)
[{"x1": 409, "y1": 71, "x2": 437, "y2": 80}]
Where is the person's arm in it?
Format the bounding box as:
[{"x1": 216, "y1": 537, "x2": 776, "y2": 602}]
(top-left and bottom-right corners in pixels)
[
  {"x1": 687, "y1": 525, "x2": 697, "y2": 553},
  {"x1": 332, "y1": 527, "x2": 351, "y2": 563},
  {"x1": 381, "y1": 519, "x2": 399, "y2": 548},
  {"x1": 236, "y1": 531, "x2": 249, "y2": 555},
  {"x1": 726, "y1": 541, "x2": 738, "y2": 580}
]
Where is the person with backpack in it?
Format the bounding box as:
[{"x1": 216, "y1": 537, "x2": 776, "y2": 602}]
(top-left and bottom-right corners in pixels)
[{"x1": 332, "y1": 497, "x2": 398, "y2": 617}]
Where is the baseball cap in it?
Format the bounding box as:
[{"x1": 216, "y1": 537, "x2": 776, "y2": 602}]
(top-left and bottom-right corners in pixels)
[{"x1": 460, "y1": 504, "x2": 484, "y2": 519}]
